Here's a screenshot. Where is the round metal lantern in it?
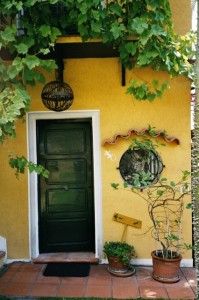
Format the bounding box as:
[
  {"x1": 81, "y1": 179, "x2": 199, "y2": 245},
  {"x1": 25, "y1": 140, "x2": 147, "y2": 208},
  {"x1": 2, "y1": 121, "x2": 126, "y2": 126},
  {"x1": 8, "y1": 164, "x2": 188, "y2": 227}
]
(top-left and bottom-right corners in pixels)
[{"x1": 41, "y1": 80, "x2": 74, "y2": 112}]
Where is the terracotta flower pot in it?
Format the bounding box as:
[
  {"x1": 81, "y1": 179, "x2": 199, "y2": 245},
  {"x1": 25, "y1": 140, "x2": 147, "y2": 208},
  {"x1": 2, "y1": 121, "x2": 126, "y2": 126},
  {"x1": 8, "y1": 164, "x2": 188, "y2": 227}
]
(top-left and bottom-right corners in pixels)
[
  {"x1": 107, "y1": 255, "x2": 129, "y2": 273},
  {"x1": 107, "y1": 255, "x2": 135, "y2": 277},
  {"x1": 151, "y1": 250, "x2": 182, "y2": 283}
]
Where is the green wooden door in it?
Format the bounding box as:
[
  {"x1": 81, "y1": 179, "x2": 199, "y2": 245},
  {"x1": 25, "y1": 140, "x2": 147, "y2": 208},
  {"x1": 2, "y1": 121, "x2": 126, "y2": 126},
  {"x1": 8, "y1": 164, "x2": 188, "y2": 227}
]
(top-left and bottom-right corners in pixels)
[{"x1": 37, "y1": 119, "x2": 95, "y2": 253}]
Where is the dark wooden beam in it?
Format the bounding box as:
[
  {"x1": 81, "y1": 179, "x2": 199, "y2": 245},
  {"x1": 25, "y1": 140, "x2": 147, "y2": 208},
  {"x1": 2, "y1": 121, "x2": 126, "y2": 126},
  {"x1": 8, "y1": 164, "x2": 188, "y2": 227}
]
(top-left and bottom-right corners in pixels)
[{"x1": 0, "y1": 42, "x2": 119, "y2": 60}]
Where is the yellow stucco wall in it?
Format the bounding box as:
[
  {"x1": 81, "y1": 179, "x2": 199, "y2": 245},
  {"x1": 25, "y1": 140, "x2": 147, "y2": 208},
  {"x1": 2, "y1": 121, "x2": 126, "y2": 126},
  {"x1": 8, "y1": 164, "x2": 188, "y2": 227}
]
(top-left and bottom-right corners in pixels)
[
  {"x1": 170, "y1": 0, "x2": 192, "y2": 34},
  {"x1": 0, "y1": 0, "x2": 192, "y2": 261}
]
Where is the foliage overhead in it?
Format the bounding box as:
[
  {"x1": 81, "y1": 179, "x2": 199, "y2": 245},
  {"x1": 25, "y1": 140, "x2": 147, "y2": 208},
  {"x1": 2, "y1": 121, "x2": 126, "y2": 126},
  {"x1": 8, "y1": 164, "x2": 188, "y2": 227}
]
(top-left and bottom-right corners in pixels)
[
  {"x1": 0, "y1": 0, "x2": 196, "y2": 143},
  {"x1": 0, "y1": 2, "x2": 197, "y2": 290},
  {"x1": 191, "y1": 0, "x2": 199, "y2": 296}
]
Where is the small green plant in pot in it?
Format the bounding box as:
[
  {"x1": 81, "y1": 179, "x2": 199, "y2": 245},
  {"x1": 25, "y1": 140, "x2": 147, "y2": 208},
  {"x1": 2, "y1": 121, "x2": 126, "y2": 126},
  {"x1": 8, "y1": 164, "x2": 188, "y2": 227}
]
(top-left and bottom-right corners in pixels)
[{"x1": 103, "y1": 241, "x2": 136, "y2": 276}]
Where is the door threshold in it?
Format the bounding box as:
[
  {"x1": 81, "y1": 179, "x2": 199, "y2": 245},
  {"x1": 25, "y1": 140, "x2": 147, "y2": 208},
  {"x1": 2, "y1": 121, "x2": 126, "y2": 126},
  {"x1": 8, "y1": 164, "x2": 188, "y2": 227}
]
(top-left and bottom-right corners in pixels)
[{"x1": 33, "y1": 252, "x2": 99, "y2": 264}]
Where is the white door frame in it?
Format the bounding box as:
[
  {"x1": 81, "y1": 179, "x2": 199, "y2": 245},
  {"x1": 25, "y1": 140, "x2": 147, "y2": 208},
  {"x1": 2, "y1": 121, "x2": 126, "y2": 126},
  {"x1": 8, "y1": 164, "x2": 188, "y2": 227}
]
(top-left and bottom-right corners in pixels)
[{"x1": 27, "y1": 110, "x2": 103, "y2": 260}]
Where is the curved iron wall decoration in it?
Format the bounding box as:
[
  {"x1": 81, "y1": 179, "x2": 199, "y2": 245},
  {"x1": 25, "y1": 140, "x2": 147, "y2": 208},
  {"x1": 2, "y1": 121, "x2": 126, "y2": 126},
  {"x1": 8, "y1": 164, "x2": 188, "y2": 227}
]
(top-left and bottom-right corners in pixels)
[{"x1": 118, "y1": 148, "x2": 164, "y2": 189}]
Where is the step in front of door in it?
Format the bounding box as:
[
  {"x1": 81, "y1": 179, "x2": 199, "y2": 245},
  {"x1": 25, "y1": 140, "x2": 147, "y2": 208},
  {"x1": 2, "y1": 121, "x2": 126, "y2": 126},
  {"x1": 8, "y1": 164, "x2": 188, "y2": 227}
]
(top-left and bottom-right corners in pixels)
[{"x1": 33, "y1": 252, "x2": 99, "y2": 264}]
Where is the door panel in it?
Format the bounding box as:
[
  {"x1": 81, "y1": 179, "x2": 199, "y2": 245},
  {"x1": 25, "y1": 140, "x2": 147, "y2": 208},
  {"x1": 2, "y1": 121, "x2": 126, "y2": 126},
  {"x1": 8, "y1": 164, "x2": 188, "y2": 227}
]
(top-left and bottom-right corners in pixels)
[
  {"x1": 37, "y1": 119, "x2": 95, "y2": 253},
  {"x1": 45, "y1": 129, "x2": 86, "y2": 154},
  {"x1": 47, "y1": 189, "x2": 87, "y2": 214},
  {"x1": 46, "y1": 159, "x2": 86, "y2": 182}
]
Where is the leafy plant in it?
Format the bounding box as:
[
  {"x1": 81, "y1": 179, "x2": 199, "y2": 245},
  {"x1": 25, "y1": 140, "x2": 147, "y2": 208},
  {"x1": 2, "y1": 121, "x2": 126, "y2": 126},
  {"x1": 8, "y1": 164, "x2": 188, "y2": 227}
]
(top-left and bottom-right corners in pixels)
[
  {"x1": 191, "y1": 0, "x2": 199, "y2": 296},
  {"x1": 112, "y1": 170, "x2": 191, "y2": 259},
  {"x1": 126, "y1": 80, "x2": 169, "y2": 102},
  {"x1": 103, "y1": 241, "x2": 136, "y2": 266},
  {"x1": 134, "y1": 170, "x2": 191, "y2": 258},
  {"x1": 0, "y1": 0, "x2": 196, "y2": 144},
  {"x1": 130, "y1": 125, "x2": 166, "y2": 152},
  {"x1": 9, "y1": 155, "x2": 49, "y2": 178}
]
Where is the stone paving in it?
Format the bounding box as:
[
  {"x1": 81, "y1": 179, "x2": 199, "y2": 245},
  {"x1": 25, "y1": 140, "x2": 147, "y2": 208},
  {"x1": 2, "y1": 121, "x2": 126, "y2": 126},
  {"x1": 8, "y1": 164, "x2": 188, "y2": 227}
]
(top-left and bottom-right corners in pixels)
[{"x1": 0, "y1": 262, "x2": 197, "y2": 299}]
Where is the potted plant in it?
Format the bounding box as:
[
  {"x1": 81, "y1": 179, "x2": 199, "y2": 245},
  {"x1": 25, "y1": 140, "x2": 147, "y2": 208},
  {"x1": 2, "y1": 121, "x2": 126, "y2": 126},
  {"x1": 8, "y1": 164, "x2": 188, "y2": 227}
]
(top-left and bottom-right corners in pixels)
[
  {"x1": 112, "y1": 130, "x2": 191, "y2": 282},
  {"x1": 132, "y1": 170, "x2": 191, "y2": 283},
  {"x1": 103, "y1": 241, "x2": 136, "y2": 277}
]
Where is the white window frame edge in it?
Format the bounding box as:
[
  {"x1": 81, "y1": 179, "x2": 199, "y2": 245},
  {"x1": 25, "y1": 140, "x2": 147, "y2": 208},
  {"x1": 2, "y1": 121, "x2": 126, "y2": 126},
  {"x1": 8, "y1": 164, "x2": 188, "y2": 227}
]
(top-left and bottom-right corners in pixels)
[{"x1": 27, "y1": 110, "x2": 103, "y2": 261}]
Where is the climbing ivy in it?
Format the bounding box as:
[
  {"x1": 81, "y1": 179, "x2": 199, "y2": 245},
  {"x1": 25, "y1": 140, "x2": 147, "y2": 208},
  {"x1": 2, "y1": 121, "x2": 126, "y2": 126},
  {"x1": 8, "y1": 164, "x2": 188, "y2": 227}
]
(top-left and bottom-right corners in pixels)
[
  {"x1": 191, "y1": 0, "x2": 199, "y2": 296},
  {"x1": 9, "y1": 155, "x2": 49, "y2": 178},
  {"x1": 0, "y1": 0, "x2": 196, "y2": 173}
]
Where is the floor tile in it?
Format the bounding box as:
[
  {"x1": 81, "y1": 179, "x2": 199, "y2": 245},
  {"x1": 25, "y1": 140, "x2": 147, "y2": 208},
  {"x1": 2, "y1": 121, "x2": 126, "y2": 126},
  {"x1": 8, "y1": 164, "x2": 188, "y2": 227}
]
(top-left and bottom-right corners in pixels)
[
  {"x1": 87, "y1": 273, "x2": 112, "y2": 285},
  {"x1": 138, "y1": 276, "x2": 165, "y2": 287},
  {"x1": 135, "y1": 266, "x2": 152, "y2": 277},
  {"x1": 0, "y1": 262, "x2": 196, "y2": 299},
  {"x1": 36, "y1": 272, "x2": 61, "y2": 284},
  {"x1": 20, "y1": 262, "x2": 44, "y2": 272},
  {"x1": 112, "y1": 281, "x2": 140, "y2": 299},
  {"x1": 10, "y1": 271, "x2": 39, "y2": 283},
  {"x1": 90, "y1": 264, "x2": 108, "y2": 274},
  {"x1": 57, "y1": 283, "x2": 85, "y2": 297},
  {"x1": 7, "y1": 262, "x2": 23, "y2": 271},
  {"x1": 0, "y1": 282, "x2": 9, "y2": 294},
  {"x1": 140, "y1": 286, "x2": 169, "y2": 299},
  {"x1": 85, "y1": 284, "x2": 112, "y2": 298},
  {"x1": 165, "y1": 283, "x2": 196, "y2": 299},
  {"x1": 61, "y1": 276, "x2": 87, "y2": 284},
  {"x1": 1, "y1": 282, "x2": 32, "y2": 296},
  {"x1": 181, "y1": 267, "x2": 197, "y2": 279},
  {"x1": 181, "y1": 267, "x2": 197, "y2": 290},
  {"x1": 112, "y1": 275, "x2": 137, "y2": 286},
  {"x1": 29, "y1": 283, "x2": 58, "y2": 297},
  {"x1": 0, "y1": 269, "x2": 15, "y2": 283}
]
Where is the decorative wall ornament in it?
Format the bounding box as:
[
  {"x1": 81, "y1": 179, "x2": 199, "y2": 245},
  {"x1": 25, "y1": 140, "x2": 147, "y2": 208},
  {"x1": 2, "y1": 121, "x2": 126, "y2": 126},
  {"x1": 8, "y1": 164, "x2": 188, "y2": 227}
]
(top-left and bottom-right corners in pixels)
[
  {"x1": 104, "y1": 150, "x2": 116, "y2": 161},
  {"x1": 102, "y1": 128, "x2": 180, "y2": 146},
  {"x1": 118, "y1": 148, "x2": 164, "y2": 188}
]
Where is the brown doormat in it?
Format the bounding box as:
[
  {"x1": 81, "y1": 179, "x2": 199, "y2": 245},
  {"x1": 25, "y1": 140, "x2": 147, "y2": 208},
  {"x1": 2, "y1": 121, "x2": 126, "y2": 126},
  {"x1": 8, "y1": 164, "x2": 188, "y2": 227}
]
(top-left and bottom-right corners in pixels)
[{"x1": 43, "y1": 262, "x2": 90, "y2": 277}]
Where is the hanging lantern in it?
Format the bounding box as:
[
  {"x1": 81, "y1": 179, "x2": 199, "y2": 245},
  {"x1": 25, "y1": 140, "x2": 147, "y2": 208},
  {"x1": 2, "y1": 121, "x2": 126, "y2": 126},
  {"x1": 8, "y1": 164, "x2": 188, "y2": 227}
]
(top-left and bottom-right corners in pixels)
[
  {"x1": 41, "y1": 80, "x2": 74, "y2": 112},
  {"x1": 41, "y1": 52, "x2": 74, "y2": 112}
]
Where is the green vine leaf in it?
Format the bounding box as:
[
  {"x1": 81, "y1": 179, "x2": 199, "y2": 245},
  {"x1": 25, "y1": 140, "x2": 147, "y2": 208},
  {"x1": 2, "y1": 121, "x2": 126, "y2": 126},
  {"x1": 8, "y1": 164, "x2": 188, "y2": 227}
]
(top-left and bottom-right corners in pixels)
[
  {"x1": 111, "y1": 183, "x2": 119, "y2": 190},
  {"x1": 0, "y1": 0, "x2": 196, "y2": 144},
  {"x1": 0, "y1": 25, "x2": 17, "y2": 42},
  {"x1": 157, "y1": 190, "x2": 164, "y2": 196},
  {"x1": 7, "y1": 65, "x2": 20, "y2": 79},
  {"x1": 15, "y1": 43, "x2": 29, "y2": 54},
  {"x1": 131, "y1": 17, "x2": 148, "y2": 35},
  {"x1": 23, "y1": 55, "x2": 40, "y2": 69},
  {"x1": 39, "y1": 25, "x2": 52, "y2": 37},
  {"x1": 9, "y1": 155, "x2": 49, "y2": 179},
  {"x1": 126, "y1": 79, "x2": 169, "y2": 102}
]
